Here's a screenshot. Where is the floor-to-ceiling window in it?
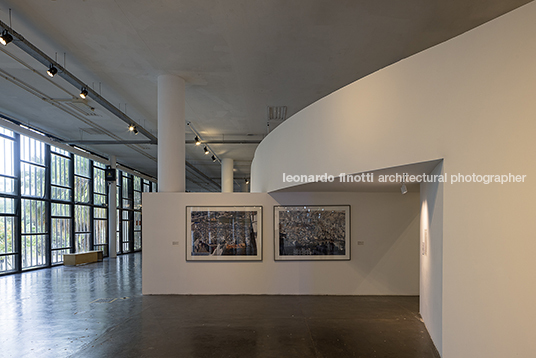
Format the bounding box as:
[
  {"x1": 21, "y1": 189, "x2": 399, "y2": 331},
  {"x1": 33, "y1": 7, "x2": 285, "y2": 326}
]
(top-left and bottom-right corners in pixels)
[
  {"x1": 20, "y1": 135, "x2": 48, "y2": 269},
  {"x1": 121, "y1": 171, "x2": 133, "y2": 254},
  {"x1": 74, "y1": 155, "x2": 92, "y2": 253},
  {"x1": 0, "y1": 122, "x2": 154, "y2": 275},
  {"x1": 133, "y1": 176, "x2": 142, "y2": 251},
  {"x1": 0, "y1": 128, "x2": 17, "y2": 273},
  {"x1": 93, "y1": 162, "x2": 108, "y2": 255},
  {"x1": 113, "y1": 169, "x2": 149, "y2": 255},
  {"x1": 50, "y1": 146, "x2": 72, "y2": 264}
]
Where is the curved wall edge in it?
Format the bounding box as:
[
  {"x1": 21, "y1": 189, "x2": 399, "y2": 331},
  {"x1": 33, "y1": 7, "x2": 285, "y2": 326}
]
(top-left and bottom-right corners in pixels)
[{"x1": 251, "y1": 3, "x2": 536, "y2": 358}]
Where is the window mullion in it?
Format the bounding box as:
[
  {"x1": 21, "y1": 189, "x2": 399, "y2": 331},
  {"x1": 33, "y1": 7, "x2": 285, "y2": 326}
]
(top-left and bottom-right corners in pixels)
[
  {"x1": 45, "y1": 144, "x2": 51, "y2": 267},
  {"x1": 117, "y1": 171, "x2": 122, "y2": 255},
  {"x1": 14, "y1": 133, "x2": 21, "y2": 272},
  {"x1": 89, "y1": 160, "x2": 94, "y2": 252},
  {"x1": 69, "y1": 153, "x2": 75, "y2": 254}
]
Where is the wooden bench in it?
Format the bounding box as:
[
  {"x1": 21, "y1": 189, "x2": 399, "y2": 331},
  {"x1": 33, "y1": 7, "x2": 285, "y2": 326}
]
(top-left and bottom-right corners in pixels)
[{"x1": 63, "y1": 250, "x2": 103, "y2": 266}]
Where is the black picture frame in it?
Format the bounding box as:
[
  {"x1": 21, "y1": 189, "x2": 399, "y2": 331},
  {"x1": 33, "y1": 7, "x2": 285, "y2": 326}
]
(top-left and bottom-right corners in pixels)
[
  {"x1": 186, "y1": 206, "x2": 263, "y2": 261},
  {"x1": 274, "y1": 205, "x2": 350, "y2": 261}
]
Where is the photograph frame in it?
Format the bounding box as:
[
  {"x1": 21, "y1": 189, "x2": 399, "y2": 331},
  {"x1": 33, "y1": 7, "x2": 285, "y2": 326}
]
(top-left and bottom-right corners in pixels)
[
  {"x1": 274, "y1": 205, "x2": 350, "y2": 261},
  {"x1": 186, "y1": 206, "x2": 263, "y2": 261}
]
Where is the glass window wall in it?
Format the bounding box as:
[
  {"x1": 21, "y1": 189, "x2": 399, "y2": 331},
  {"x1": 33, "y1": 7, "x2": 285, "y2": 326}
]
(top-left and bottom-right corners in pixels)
[{"x1": 0, "y1": 123, "x2": 154, "y2": 275}]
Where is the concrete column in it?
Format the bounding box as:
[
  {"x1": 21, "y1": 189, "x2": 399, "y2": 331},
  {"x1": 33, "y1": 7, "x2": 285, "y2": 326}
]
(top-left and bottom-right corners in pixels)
[
  {"x1": 108, "y1": 155, "x2": 117, "y2": 258},
  {"x1": 157, "y1": 74, "x2": 185, "y2": 192},
  {"x1": 221, "y1": 158, "x2": 234, "y2": 193}
]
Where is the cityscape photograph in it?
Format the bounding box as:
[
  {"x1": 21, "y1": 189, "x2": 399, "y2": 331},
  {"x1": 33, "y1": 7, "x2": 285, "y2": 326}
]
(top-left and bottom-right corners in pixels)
[
  {"x1": 276, "y1": 206, "x2": 348, "y2": 259},
  {"x1": 189, "y1": 208, "x2": 260, "y2": 259}
]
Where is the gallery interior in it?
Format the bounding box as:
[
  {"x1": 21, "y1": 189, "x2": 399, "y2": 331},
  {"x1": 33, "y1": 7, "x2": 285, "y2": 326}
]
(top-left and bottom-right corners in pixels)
[{"x1": 1, "y1": 1, "x2": 535, "y2": 357}]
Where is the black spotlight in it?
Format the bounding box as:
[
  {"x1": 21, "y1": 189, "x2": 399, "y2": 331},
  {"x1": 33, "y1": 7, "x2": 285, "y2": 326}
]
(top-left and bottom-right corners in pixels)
[
  {"x1": 79, "y1": 87, "x2": 88, "y2": 99},
  {"x1": 47, "y1": 64, "x2": 58, "y2": 77},
  {"x1": 0, "y1": 30, "x2": 13, "y2": 46},
  {"x1": 204, "y1": 146, "x2": 209, "y2": 155},
  {"x1": 211, "y1": 155, "x2": 216, "y2": 162},
  {"x1": 194, "y1": 136, "x2": 201, "y2": 145}
]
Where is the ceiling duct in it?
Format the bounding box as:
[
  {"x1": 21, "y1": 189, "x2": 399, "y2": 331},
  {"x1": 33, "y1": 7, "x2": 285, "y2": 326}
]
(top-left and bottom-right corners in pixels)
[
  {"x1": 267, "y1": 106, "x2": 287, "y2": 133},
  {"x1": 267, "y1": 106, "x2": 287, "y2": 121}
]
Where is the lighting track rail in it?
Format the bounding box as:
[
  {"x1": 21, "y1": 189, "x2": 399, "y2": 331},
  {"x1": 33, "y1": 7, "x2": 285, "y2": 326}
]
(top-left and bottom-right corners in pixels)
[
  {"x1": 0, "y1": 20, "x2": 157, "y2": 144},
  {"x1": 187, "y1": 122, "x2": 220, "y2": 163},
  {"x1": 185, "y1": 139, "x2": 262, "y2": 145}
]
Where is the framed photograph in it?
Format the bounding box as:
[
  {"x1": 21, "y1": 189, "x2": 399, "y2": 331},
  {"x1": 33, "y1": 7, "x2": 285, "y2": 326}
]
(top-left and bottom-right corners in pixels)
[
  {"x1": 274, "y1": 205, "x2": 350, "y2": 261},
  {"x1": 187, "y1": 206, "x2": 262, "y2": 261}
]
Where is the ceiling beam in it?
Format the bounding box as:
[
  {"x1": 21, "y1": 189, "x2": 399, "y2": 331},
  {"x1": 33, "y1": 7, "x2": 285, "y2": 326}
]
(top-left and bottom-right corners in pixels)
[
  {"x1": 185, "y1": 140, "x2": 262, "y2": 144},
  {"x1": 65, "y1": 140, "x2": 154, "y2": 145}
]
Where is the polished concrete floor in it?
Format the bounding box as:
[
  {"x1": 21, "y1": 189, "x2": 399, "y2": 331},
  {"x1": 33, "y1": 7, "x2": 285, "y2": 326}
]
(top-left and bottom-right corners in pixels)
[{"x1": 0, "y1": 253, "x2": 440, "y2": 358}]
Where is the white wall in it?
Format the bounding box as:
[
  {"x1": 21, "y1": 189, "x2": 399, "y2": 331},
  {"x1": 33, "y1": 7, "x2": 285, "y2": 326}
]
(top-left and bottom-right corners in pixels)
[
  {"x1": 420, "y1": 162, "x2": 443, "y2": 355},
  {"x1": 250, "y1": 3, "x2": 536, "y2": 357},
  {"x1": 142, "y1": 191, "x2": 420, "y2": 295}
]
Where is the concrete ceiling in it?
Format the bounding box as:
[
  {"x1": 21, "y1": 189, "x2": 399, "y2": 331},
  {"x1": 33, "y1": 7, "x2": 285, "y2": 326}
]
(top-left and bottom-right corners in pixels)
[{"x1": 0, "y1": 0, "x2": 531, "y2": 191}]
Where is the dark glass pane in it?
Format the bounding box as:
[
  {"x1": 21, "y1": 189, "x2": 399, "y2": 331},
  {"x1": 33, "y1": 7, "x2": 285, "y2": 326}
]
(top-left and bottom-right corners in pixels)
[
  {"x1": 76, "y1": 233, "x2": 91, "y2": 253},
  {"x1": 20, "y1": 136, "x2": 45, "y2": 165},
  {"x1": 75, "y1": 205, "x2": 90, "y2": 232},
  {"x1": 94, "y1": 168, "x2": 106, "y2": 194},
  {"x1": 21, "y1": 234, "x2": 47, "y2": 269},
  {"x1": 74, "y1": 155, "x2": 90, "y2": 177},
  {"x1": 94, "y1": 220, "x2": 107, "y2": 245},
  {"x1": 0, "y1": 254, "x2": 16, "y2": 272},
  {"x1": 0, "y1": 197, "x2": 15, "y2": 214},
  {"x1": 75, "y1": 177, "x2": 90, "y2": 203},
  {"x1": 52, "y1": 218, "x2": 71, "y2": 249},
  {"x1": 51, "y1": 203, "x2": 70, "y2": 217},
  {"x1": 21, "y1": 199, "x2": 46, "y2": 234},
  {"x1": 0, "y1": 217, "x2": 15, "y2": 255},
  {"x1": 94, "y1": 194, "x2": 106, "y2": 206},
  {"x1": 94, "y1": 207, "x2": 106, "y2": 219},
  {"x1": 51, "y1": 186, "x2": 71, "y2": 201},
  {"x1": 21, "y1": 163, "x2": 46, "y2": 198},
  {"x1": 134, "y1": 232, "x2": 141, "y2": 251}
]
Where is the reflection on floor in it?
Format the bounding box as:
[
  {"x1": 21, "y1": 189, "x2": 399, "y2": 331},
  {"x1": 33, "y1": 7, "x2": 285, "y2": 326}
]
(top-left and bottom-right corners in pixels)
[{"x1": 0, "y1": 253, "x2": 440, "y2": 358}]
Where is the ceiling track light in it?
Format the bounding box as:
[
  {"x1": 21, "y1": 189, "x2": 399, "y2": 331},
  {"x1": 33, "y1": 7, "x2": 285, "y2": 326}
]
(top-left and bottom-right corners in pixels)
[
  {"x1": 194, "y1": 136, "x2": 201, "y2": 145},
  {"x1": 204, "y1": 146, "x2": 209, "y2": 155},
  {"x1": 211, "y1": 155, "x2": 216, "y2": 162},
  {"x1": 79, "y1": 87, "x2": 88, "y2": 99},
  {"x1": 47, "y1": 64, "x2": 58, "y2": 77},
  {"x1": 245, "y1": 179, "x2": 250, "y2": 185},
  {"x1": 0, "y1": 30, "x2": 13, "y2": 46},
  {"x1": 128, "y1": 124, "x2": 138, "y2": 134}
]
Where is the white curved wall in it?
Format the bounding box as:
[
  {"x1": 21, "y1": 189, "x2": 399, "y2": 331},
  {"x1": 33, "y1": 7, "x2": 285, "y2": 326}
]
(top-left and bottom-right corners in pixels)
[{"x1": 251, "y1": 3, "x2": 536, "y2": 358}]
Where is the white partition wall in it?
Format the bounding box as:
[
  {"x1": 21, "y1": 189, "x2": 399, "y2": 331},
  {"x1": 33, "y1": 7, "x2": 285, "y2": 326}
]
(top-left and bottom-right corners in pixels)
[
  {"x1": 249, "y1": 3, "x2": 536, "y2": 357},
  {"x1": 142, "y1": 191, "x2": 420, "y2": 296},
  {"x1": 420, "y1": 162, "x2": 444, "y2": 354}
]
